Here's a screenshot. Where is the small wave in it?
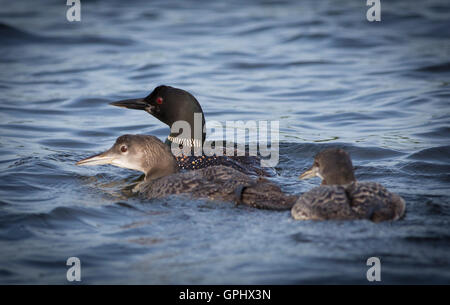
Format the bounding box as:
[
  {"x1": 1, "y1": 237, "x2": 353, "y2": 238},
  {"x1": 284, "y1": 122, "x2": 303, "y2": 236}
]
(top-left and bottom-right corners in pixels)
[
  {"x1": 0, "y1": 22, "x2": 136, "y2": 46},
  {"x1": 0, "y1": 23, "x2": 41, "y2": 44},
  {"x1": 280, "y1": 142, "x2": 404, "y2": 162},
  {"x1": 226, "y1": 61, "x2": 279, "y2": 70},
  {"x1": 0, "y1": 206, "x2": 117, "y2": 236},
  {"x1": 32, "y1": 66, "x2": 105, "y2": 77},
  {"x1": 282, "y1": 60, "x2": 336, "y2": 67},
  {"x1": 415, "y1": 127, "x2": 450, "y2": 140},
  {"x1": 329, "y1": 37, "x2": 379, "y2": 49},
  {"x1": 283, "y1": 32, "x2": 329, "y2": 43},
  {"x1": 408, "y1": 146, "x2": 450, "y2": 163},
  {"x1": 399, "y1": 161, "x2": 450, "y2": 176},
  {"x1": 39, "y1": 138, "x2": 96, "y2": 149},
  {"x1": 404, "y1": 234, "x2": 450, "y2": 244},
  {"x1": 416, "y1": 62, "x2": 450, "y2": 74},
  {"x1": 64, "y1": 97, "x2": 112, "y2": 109},
  {"x1": 133, "y1": 63, "x2": 163, "y2": 72},
  {"x1": 234, "y1": 24, "x2": 277, "y2": 36},
  {"x1": 129, "y1": 71, "x2": 165, "y2": 80}
]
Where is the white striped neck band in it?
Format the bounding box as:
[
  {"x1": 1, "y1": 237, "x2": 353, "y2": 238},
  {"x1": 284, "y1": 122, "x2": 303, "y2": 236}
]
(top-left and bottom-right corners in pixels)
[{"x1": 167, "y1": 135, "x2": 203, "y2": 148}]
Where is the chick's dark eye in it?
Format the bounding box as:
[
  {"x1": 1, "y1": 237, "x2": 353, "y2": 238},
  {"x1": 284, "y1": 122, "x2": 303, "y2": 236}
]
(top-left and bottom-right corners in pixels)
[
  {"x1": 156, "y1": 97, "x2": 163, "y2": 104},
  {"x1": 120, "y1": 145, "x2": 127, "y2": 153}
]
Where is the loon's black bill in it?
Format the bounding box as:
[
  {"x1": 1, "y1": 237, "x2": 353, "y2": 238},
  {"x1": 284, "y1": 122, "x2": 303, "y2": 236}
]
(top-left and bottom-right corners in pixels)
[
  {"x1": 110, "y1": 98, "x2": 147, "y2": 110},
  {"x1": 76, "y1": 152, "x2": 115, "y2": 166}
]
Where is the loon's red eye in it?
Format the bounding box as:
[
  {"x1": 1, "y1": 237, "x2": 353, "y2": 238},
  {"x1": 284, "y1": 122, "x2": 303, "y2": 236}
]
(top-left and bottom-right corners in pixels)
[
  {"x1": 120, "y1": 145, "x2": 127, "y2": 153},
  {"x1": 156, "y1": 97, "x2": 163, "y2": 104}
]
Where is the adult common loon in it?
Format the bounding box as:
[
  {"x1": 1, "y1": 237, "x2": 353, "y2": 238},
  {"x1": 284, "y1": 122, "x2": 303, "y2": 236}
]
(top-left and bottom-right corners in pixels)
[
  {"x1": 76, "y1": 134, "x2": 295, "y2": 210},
  {"x1": 292, "y1": 148, "x2": 406, "y2": 222},
  {"x1": 110, "y1": 85, "x2": 272, "y2": 176}
]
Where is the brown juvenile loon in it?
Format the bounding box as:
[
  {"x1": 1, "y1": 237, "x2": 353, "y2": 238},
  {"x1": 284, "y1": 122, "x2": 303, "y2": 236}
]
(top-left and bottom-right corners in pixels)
[
  {"x1": 292, "y1": 148, "x2": 406, "y2": 222},
  {"x1": 76, "y1": 134, "x2": 296, "y2": 210},
  {"x1": 109, "y1": 85, "x2": 271, "y2": 176}
]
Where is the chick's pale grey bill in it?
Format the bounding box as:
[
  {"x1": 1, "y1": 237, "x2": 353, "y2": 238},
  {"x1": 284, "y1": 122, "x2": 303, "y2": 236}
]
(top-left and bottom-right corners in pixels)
[
  {"x1": 298, "y1": 165, "x2": 317, "y2": 180},
  {"x1": 76, "y1": 151, "x2": 115, "y2": 166}
]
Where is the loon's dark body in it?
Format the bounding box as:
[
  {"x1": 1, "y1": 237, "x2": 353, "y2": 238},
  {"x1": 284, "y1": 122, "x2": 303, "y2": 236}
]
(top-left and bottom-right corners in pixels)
[
  {"x1": 292, "y1": 148, "x2": 406, "y2": 222},
  {"x1": 136, "y1": 165, "x2": 295, "y2": 210},
  {"x1": 173, "y1": 151, "x2": 272, "y2": 176},
  {"x1": 292, "y1": 181, "x2": 405, "y2": 221}
]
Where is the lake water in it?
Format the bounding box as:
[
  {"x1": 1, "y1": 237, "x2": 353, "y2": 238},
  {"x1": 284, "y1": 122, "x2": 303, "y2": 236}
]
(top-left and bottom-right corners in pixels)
[{"x1": 0, "y1": 0, "x2": 449, "y2": 284}]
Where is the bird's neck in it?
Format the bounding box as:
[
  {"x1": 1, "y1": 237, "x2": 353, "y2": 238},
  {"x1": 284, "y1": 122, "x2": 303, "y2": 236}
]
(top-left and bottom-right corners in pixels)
[
  {"x1": 165, "y1": 135, "x2": 204, "y2": 157},
  {"x1": 166, "y1": 134, "x2": 204, "y2": 148},
  {"x1": 144, "y1": 155, "x2": 179, "y2": 181},
  {"x1": 166, "y1": 111, "x2": 206, "y2": 146},
  {"x1": 321, "y1": 174, "x2": 356, "y2": 185},
  {"x1": 165, "y1": 111, "x2": 206, "y2": 155}
]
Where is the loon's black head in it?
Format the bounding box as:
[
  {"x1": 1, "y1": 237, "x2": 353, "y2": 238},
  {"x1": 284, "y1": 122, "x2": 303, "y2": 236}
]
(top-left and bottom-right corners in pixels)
[
  {"x1": 110, "y1": 85, "x2": 206, "y2": 145},
  {"x1": 299, "y1": 148, "x2": 356, "y2": 185}
]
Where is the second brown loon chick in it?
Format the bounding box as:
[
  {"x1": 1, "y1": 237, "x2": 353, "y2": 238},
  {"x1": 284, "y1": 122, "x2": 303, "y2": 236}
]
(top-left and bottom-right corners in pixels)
[
  {"x1": 76, "y1": 134, "x2": 296, "y2": 210},
  {"x1": 291, "y1": 148, "x2": 406, "y2": 222}
]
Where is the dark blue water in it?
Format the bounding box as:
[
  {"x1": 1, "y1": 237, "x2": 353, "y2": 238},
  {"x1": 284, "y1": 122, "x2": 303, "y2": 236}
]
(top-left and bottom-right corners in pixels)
[{"x1": 0, "y1": 0, "x2": 449, "y2": 284}]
